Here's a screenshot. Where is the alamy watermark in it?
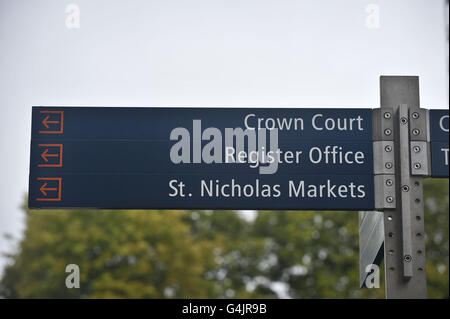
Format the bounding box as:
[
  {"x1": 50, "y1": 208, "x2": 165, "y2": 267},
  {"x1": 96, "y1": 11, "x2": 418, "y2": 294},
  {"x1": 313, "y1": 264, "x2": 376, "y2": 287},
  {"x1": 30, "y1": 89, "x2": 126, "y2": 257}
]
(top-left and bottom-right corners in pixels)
[
  {"x1": 65, "y1": 4, "x2": 80, "y2": 29},
  {"x1": 365, "y1": 4, "x2": 380, "y2": 29},
  {"x1": 65, "y1": 264, "x2": 80, "y2": 289},
  {"x1": 365, "y1": 264, "x2": 380, "y2": 288}
]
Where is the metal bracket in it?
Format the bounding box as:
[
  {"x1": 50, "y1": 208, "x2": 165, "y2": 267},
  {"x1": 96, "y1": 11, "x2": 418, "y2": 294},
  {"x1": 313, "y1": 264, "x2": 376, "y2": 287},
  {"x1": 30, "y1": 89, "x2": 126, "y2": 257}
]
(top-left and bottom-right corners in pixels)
[
  {"x1": 398, "y1": 104, "x2": 414, "y2": 277},
  {"x1": 372, "y1": 109, "x2": 396, "y2": 210},
  {"x1": 374, "y1": 174, "x2": 396, "y2": 210},
  {"x1": 409, "y1": 109, "x2": 431, "y2": 177},
  {"x1": 373, "y1": 141, "x2": 395, "y2": 175},
  {"x1": 410, "y1": 141, "x2": 430, "y2": 176},
  {"x1": 409, "y1": 109, "x2": 428, "y2": 142},
  {"x1": 373, "y1": 108, "x2": 395, "y2": 141}
]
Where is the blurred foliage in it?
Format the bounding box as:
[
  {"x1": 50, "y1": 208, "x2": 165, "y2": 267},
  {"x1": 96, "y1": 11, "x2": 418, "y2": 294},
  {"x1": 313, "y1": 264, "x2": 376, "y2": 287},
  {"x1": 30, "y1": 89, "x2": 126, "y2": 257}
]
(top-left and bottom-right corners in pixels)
[{"x1": 0, "y1": 179, "x2": 447, "y2": 298}]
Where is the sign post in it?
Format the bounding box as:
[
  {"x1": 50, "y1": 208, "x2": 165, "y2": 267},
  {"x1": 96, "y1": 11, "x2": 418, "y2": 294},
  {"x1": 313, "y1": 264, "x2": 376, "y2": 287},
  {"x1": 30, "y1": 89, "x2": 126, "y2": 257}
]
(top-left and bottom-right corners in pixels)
[
  {"x1": 360, "y1": 76, "x2": 427, "y2": 298},
  {"x1": 360, "y1": 76, "x2": 448, "y2": 298}
]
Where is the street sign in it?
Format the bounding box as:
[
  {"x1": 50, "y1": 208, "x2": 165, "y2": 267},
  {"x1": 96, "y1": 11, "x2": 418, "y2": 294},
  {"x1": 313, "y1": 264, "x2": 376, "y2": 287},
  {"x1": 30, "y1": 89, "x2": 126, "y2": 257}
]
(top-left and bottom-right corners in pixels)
[
  {"x1": 29, "y1": 107, "x2": 375, "y2": 210},
  {"x1": 429, "y1": 110, "x2": 449, "y2": 178},
  {"x1": 25, "y1": 76, "x2": 450, "y2": 299}
]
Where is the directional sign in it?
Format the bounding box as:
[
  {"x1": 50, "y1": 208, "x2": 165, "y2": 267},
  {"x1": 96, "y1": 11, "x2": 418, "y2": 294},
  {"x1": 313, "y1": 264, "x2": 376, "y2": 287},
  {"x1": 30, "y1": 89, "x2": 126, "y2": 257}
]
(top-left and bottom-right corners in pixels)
[
  {"x1": 28, "y1": 107, "x2": 374, "y2": 210},
  {"x1": 429, "y1": 110, "x2": 449, "y2": 178}
]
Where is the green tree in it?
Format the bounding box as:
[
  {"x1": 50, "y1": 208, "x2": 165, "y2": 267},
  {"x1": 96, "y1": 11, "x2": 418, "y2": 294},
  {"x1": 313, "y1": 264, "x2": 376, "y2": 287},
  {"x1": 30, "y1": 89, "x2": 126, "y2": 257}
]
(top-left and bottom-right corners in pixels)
[
  {"x1": 423, "y1": 179, "x2": 449, "y2": 298},
  {"x1": 0, "y1": 209, "x2": 219, "y2": 298}
]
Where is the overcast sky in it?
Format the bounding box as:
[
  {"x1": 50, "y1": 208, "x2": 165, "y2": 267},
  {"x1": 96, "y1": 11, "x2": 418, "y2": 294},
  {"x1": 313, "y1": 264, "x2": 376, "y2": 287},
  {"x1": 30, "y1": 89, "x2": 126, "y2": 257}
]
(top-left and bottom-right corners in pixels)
[{"x1": 0, "y1": 0, "x2": 448, "y2": 275}]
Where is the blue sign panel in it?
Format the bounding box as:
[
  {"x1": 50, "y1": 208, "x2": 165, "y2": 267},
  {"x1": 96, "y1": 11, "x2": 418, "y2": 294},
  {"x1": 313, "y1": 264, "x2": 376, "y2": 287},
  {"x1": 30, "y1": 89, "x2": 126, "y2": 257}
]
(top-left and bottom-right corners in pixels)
[
  {"x1": 28, "y1": 107, "x2": 375, "y2": 210},
  {"x1": 429, "y1": 110, "x2": 449, "y2": 178}
]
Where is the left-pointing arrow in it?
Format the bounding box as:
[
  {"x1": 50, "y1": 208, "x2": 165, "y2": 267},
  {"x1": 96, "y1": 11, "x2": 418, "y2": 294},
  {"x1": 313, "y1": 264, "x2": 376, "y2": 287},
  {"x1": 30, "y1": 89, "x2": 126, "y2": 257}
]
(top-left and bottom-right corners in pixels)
[
  {"x1": 39, "y1": 110, "x2": 64, "y2": 134},
  {"x1": 36, "y1": 177, "x2": 62, "y2": 201},
  {"x1": 41, "y1": 149, "x2": 59, "y2": 162},
  {"x1": 39, "y1": 182, "x2": 57, "y2": 196},
  {"x1": 38, "y1": 144, "x2": 63, "y2": 167},
  {"x1": 42, "y1": 115, "x2": 60, "y2": 128}
]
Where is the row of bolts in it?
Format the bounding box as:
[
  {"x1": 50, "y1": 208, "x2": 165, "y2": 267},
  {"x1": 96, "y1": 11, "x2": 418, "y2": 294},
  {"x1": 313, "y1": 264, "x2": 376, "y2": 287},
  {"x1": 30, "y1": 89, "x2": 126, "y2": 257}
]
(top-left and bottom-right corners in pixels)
[{"x1": 382, "y1": 111, "x2": 423, "y2": 263}]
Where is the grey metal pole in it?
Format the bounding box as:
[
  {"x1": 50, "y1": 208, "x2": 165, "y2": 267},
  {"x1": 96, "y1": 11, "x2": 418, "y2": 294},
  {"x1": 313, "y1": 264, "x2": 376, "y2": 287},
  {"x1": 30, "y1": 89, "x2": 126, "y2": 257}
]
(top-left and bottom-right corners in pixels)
[
  {"x1": 380, "y1": 76, "x2": 428, "y2": 298},
  {"x1": 359, "y1": 76, "x2": 428, "y2": 298}
]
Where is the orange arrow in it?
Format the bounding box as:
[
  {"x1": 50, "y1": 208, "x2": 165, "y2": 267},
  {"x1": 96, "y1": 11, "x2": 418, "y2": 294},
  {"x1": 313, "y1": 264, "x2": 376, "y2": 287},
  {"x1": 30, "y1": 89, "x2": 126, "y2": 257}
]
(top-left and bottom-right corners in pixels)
[
  {"x1": 39, "y1": 182, "x2": 58, "y2": 196},
  {"x1": 41, "y1": 149, "x2": 59, "y2": 162},
  {"x1": 42, "y1": 115, "x2": 59, "y2": 128}
]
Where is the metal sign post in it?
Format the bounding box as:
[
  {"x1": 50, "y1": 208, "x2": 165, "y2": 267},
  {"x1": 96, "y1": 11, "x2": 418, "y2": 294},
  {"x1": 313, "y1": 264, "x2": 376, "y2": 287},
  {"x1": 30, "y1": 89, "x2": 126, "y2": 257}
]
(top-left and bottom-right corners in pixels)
[{"x1": 360, "y1": 76, "x2": 429, "y2": 298}]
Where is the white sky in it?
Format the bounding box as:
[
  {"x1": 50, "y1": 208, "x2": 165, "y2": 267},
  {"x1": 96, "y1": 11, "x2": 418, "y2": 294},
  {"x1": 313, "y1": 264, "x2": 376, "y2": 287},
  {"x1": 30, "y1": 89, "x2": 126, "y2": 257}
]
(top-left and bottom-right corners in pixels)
[{"x1": 0, "y1": 0, "x2": 448, "y2": 275}]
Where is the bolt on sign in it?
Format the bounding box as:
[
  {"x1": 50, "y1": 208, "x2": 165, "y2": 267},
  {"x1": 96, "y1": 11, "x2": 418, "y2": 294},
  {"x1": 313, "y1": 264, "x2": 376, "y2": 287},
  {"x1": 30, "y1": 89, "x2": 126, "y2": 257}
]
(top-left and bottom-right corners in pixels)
[{"x1": 29, "y1": 107, "x2": 376, "y2": 210}]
